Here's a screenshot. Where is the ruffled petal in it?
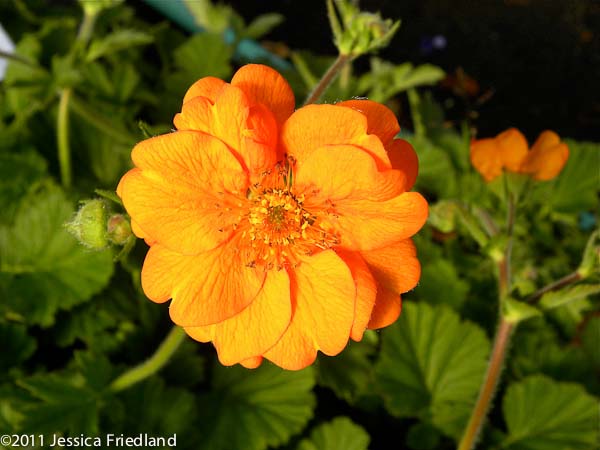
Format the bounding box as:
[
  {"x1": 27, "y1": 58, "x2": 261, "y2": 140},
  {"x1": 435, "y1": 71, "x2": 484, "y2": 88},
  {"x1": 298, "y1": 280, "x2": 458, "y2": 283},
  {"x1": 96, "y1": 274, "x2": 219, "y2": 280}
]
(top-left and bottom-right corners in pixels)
[
  {"x1": 367, "y1": 288, "x2": 402, "y2": 330},
  {"x1": 184, "y1": 269, "x2": 292, "y2": 365},
  {"x1": 470, "y1": 137, "x2": 503, "y2": 182},
  {"x1": 141, "y1": 241, "x2": 266, "y2": 327},
  {"x1": 174, "y1": 85, "x2": 278, "y2": 178},
  {"x1": 231, "y1": 64, "x2": 296, "y2": 128},
  {"x1": 282, "y1": 104, "x2": 391, "y2": 169},
  {"x1": 496, "y1": 128, "x2": 529, "y2": 172},
  {"x1": 337, "y1": 99, "x2": 400, "y2": 145},
  {"x1": 387, "y1": 139, "x2": 419, "y2": 191},
  {"x1": 319, "y1": 192, "x2": 428, "y2": 251},
  {"x1": 360, "y1": 239, "x2": 421, "y2": 294},
  {"x1": 336, "y1": 250, "x2": 377, "y2": 342},
  {"x1": 263, "y1": 250, "x2": 355, "y2": 370},
  {"x1": 520, "y1": 131, "x2": 569, "y2": 181},
  {"x1": 182, "y1": 76, "x2": 227, "y2": 104},
  {"x1": 119, "y1": 132, "x2": 248, "y2": 254},
  {"x1": 295, "y1": 144, "x2": 405, "y2": 204}
]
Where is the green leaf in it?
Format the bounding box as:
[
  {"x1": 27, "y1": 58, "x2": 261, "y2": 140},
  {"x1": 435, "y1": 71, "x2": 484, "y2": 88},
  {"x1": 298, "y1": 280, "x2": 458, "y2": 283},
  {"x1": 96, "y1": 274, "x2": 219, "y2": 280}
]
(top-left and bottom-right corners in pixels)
[
  {"x1": 0, "y1": 150, "x2": 47, "y2": 224},
  {"x1": 172, "y1": 33, "x2": 233, "y2": 83},
  {"x1": 197, "y1": 362, "x2": 316, "y2": 450},
  {"x1": 86, "y1": 29, "x2": 154, "y2": 62},
  {"x1": 406, "y1": 422, "x2": 442, "y2": 450},
  {"x1": 317, "y1": 336, "x2": 376, "y2": 403},
  {"x1": 0, "y1": 185, "x2": 114, "y2": 326},
  {"x1": 501, "y1": 375, "x2": 599, "y2": 449},
  {"x1": 416, "y1": 258, "x2": 470, "y2": 310},
  {"x1": 297, "y1": 417, "x2": 370, "y2": 450},
  {"x1": 0, "y1": 322, "x2": 36, "y2": 371},
  {"x1": 244, "y1": 13, "x2": 285, "y2": 39},
  {"x1": 539, "y1": 283, "x2": 600, "y2": 310},
  {"x1": 375, "y1": 301, "x2": 491, "y2": 439},
  {"x1": 17, "y1": 373, "x2": 101, "y2": 434}
]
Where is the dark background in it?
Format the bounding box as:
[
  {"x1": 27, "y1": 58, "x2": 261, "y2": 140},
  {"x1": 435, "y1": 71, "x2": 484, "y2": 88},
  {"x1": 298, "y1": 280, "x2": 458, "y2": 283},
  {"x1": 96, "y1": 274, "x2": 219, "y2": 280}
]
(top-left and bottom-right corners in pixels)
[{"x1": 227, "y1": 0, "x2": 600, "y2": 142}]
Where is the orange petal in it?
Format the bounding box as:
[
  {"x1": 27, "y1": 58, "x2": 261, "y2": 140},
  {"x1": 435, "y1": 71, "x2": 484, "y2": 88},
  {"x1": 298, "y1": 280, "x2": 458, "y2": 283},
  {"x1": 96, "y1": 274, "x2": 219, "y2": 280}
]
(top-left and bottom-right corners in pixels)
[
  {"x1": 360, "y1": 239, "x2": 421, "y2": 294},
  {"x1": 470, "y1": 137, "x2": 503, "y2": 182},
  {"x1": 496, "y1": 128, "x2": 529, "y2": 172},
  {"x1": 387, "y1": 139, "x2": 419, "y2": 191},
  {"x1": 336, "y1": 250, "x2": 377, "y2": 342},
  {"x1": 367, "y1": 288, "x2": 402, "y2": 330},
  {"x1": 182, "y1": 76, "x2": 227, "y2": 104},
  {"x1": 282, "y1": 104, "x2": 391, "y2": 169},
  {"x1": 263, "y1": 250, "x2": 355, "y2": 370},
  {"x1": 337, "y1": 99, "x2": 400, "y2": 145},
  {"x1": 185, "y1": 269, "x2": 292, "y2": 365},
  {"x1": 119, "y1": 132, "x2": 248, "y2": 255},
  {"x1": 231, "y1": 64, "x2": 296, "y2": 128},
  {"x1": 520, "y1": 131, "x2": 569, "y2": 181},
  {"x1": 320, "y1": 192, "x2": 428, "y2": 251},
  {"x1": 240, "y1": 356, "x2": 263, "y2": 368},
  {"x1": 174, "y1": 85, "x2": 278, "y2": 178},
  {"x1": 141, "y1": 241, "x2": 266, "y2": 327},
  {"x1": 295, "y1": 144, "x2": 405, "y2": 204}
]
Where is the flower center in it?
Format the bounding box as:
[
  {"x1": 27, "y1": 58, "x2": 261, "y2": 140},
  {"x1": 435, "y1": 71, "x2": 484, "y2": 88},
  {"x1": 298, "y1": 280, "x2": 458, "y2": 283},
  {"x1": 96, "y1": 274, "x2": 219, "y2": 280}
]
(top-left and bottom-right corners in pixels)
[{"x1": 242, "y1": 186, "x2": 338, "y2": 270}]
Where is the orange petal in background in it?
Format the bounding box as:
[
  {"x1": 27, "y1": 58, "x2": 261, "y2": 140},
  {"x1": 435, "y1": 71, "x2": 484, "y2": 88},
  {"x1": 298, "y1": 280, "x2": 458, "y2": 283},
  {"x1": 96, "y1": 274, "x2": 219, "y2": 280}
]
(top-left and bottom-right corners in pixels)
[
  {"x1": 520, "y1": 130, "x2": 569, "y2": 181},
  {"x1": 496, "y1": 127, "x2": 529, "y2": 172},
  {"x1": 470, "y1": 137, "x2": 504, "y2": 182},
  {"x1": 264, "y1": 250, "x2": 356, "y2": 370},
  {"x1": 185, "y1": 269, "x2": 292, "y2": 366}
]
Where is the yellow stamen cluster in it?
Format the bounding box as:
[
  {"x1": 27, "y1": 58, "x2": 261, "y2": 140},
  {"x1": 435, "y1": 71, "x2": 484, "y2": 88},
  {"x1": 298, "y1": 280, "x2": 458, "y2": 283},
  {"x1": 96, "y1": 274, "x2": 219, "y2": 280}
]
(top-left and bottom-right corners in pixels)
[{"x1": 242, "y1": 187, "x2": 338, "y2": 270}]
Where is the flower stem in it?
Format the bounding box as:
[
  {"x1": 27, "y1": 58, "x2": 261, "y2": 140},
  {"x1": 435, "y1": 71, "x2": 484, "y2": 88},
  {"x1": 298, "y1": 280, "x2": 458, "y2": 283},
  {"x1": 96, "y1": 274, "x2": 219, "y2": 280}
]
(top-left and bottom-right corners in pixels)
[
  {"x1": 458, "y1": 195, "x2": 517, "y2": 450},
  {"x1": 526, "y1": 271, "x2": 582, "y2": 304},
  {"x1": 303, "y1": 53, "x2": 351, "y2": 105},
  {"x1": 56, "y1": 10, "x2": 97, "y2": 188},
  {"x1": 109, "y1": 326, "x2": 186, "y2": 392},
  {"x1": 458, "y1": 318, "x2": 514, "y2": 450},
  {"x1": 57, "y1": 88, "x2": 73, "y2": 188}
]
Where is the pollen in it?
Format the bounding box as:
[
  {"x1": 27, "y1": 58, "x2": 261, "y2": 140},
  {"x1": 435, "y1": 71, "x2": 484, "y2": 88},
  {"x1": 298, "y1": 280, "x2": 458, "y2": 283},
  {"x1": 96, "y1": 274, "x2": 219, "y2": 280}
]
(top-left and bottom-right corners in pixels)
[{"x1": 242, "y1": 186, "x2": 338, "y2": 270}]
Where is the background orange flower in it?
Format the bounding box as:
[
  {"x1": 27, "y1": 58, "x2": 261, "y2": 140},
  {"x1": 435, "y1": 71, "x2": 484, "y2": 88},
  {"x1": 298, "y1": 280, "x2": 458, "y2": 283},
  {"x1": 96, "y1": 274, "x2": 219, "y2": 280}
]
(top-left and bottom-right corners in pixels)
[
  {"x1": 470, "y1": 128, "x2": 569, "y2": 182},
  {"x1": 118, "y1": 64, "x2": 428, "y2": 370}
]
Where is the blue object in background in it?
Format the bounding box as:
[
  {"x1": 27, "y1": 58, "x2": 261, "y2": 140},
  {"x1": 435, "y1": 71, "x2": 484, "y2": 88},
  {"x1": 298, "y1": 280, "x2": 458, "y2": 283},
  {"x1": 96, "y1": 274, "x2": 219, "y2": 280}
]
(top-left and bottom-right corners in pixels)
[{"x1": 143, "y1": 0, "x2": 291, "y2": 71}]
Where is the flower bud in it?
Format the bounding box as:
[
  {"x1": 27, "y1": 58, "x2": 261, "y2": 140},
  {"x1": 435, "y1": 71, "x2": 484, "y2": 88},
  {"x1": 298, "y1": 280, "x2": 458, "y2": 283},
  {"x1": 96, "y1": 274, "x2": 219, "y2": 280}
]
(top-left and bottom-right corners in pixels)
[
  {"x1": 107, "y1": 214, "x2": 133, "y2": 245},
  {"x1": 65, "y1": 199, "x2": 109, "y2": 249},
  {"x1": 78, "y1": 0, "x2": 124, "y2": 16}
]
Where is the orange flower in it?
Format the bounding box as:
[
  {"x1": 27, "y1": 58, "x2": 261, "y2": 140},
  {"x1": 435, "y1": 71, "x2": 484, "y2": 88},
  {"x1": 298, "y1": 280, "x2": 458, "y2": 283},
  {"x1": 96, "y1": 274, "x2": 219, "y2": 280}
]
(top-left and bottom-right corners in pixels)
[
  {"x1": 117, "y1": 64, "x2": 428, "y2": 370},
  {"x1": 470, "y1": 128, "x2": 569, "y2": 182}
]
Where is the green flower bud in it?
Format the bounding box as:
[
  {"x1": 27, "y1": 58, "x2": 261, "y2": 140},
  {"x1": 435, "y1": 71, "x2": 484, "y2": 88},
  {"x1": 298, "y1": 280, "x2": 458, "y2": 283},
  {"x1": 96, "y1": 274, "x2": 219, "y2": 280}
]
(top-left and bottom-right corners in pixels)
[
  {"x1": 577, "y1": 230, "x2": 599, "y2": 278},
  {"x1": 78, "y1": 0, "x2": 124, "y2": 16},
  {"x1": 66, "y1": 199, "x2": 109, "y2": 249},
  {"x1": 327, "y1": 0, "x2": 400, "y2": 57}
]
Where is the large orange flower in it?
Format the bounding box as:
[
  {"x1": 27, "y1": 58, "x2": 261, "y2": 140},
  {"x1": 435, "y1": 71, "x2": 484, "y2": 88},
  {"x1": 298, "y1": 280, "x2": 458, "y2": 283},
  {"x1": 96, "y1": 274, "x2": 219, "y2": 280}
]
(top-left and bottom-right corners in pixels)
[
  {"x1": 470, "y1": 128, "x2": 569, "y2": 182},
  {"x1": 117, "y1": 64, "x2": 428, "y2": 370}
]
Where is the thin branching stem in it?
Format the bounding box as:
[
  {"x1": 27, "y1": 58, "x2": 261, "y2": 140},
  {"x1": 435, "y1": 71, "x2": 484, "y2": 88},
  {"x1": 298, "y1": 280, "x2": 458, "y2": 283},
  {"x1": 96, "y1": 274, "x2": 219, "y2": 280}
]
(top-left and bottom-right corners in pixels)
[{"x1": 303, "y1": 53, "x2": 351, "y2": 105}]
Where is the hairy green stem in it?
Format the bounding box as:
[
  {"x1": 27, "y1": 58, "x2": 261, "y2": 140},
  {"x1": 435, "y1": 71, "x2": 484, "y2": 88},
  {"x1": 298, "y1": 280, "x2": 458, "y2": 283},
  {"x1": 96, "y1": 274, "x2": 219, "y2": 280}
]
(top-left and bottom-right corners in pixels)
[
  {"x1": 57, "y1": 88, "x2": 73, "y2": 187},
  {"x1": 109, "y1": 327, "x2": 186, "y2": 392},
  {"x1": 526, "y1": 271, "x2": 582, "y2": 304},
  {"x1": 303, "y1": 53, "x2": 351, "y2": 105},
  {"x1": 458, "y1": 196, "x2": 517, "y2": 450}
]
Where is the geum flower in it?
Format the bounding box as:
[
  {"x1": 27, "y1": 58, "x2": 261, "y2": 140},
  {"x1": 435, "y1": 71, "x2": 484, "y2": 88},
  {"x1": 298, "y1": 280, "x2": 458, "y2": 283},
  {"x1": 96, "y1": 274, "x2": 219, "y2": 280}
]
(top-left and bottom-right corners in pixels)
[
  {"x1": 470, "y1": 127, "x2": 569, "y2": 182},
  {"x1": 117, "y1": 64, "x2": 428, "y2": 370}
]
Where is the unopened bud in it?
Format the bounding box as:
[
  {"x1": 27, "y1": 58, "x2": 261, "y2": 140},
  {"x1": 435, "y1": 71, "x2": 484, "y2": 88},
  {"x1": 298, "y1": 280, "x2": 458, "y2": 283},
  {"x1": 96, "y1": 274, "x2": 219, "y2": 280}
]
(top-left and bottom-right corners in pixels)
[
  {"x1": 66, "y1": 199, "x2": 108, "y2": 249},
  {"x1": 107, "y1": 214, "x2": 132, "y2": 245}
]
